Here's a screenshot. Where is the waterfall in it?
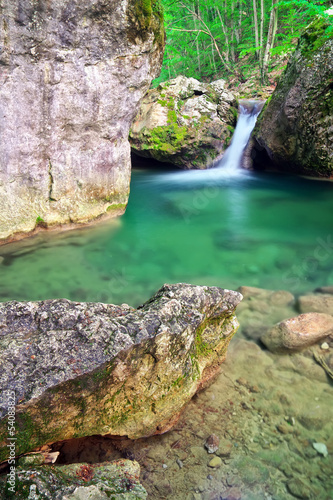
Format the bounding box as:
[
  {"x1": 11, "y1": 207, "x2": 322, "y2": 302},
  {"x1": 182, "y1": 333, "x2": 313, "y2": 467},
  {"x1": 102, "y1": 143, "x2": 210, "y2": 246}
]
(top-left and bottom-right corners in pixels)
[{"x1": 218, "y1": 100, "x2": 264, "y2": 173}]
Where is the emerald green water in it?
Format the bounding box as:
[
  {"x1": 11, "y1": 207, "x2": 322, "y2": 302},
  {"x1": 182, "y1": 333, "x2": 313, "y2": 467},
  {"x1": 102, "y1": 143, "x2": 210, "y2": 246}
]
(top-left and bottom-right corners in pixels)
[{"x1": 1, "y1": 167, "x2": 333, "y2": 306}]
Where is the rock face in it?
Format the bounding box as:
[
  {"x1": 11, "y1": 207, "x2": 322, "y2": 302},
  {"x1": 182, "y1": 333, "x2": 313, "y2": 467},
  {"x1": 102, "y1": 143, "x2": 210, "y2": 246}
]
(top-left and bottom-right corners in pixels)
[
  {"x1": 0, "y1": 283, "x2": 242, "y2": 461},
  {"x1": 129, "y1": 76, "x2": 238, "y2": 169},
  {"x1": 0, "y1": 0, "x2": 165, "y2": 242},
  {"x1": 0, "y1": 460, "x2": 147, "y2": 500},
  {"x1": 261, "y1": 313, "x2": 333, "y2": 352},
  {"x1": 252, "y1": 15, "x2": 333, "y2": 177}
]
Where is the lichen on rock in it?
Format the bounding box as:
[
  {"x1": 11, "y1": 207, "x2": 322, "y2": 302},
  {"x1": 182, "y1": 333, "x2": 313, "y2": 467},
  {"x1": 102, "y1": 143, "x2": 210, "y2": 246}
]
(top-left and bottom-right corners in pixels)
[
  {"x1": 252, "y1": 13, "x2": 333, "y2": 177},
  {"x1": 0, "y1": 0, "x2": 165, "y2": 242},
  {"x1": 0, "y1": 283, "x2": 242, "y2": 462},
  {"x1": 129, "y1": 75, "x2": 238, "y2": 169},
  {"x1": 0, "y1": 459, "x2": 147, "y2": 499}
]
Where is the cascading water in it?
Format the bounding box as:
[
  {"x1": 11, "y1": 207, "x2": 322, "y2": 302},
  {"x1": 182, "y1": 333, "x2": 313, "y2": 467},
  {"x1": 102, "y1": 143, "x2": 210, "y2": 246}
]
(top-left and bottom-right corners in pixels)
[{"x1": 218, "y1": 100, "x2": 264, "y2": 173}]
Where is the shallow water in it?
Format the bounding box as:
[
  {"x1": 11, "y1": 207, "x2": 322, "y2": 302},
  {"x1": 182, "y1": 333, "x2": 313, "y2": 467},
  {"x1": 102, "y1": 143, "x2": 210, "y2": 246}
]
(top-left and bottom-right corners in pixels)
[{"x1": 1, "y1": 167, "x2": 333, "y2": 305}]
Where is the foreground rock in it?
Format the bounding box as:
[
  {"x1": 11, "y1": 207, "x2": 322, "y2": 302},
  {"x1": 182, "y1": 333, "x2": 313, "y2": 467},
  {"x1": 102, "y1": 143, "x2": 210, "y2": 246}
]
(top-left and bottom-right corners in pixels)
[
  {"x1": 252, "y1": 13, "x2": 333, "y2": 177},
  {"x1": 0, "y1": 283, "x2": 242, "y2": 461},
  {"x1": 0, "y1": 459, "x2": 147, "y2": 500},
  {"x1": 261, "y1": 313, "x2": 333, "y2": 352},
  {"x1": 0, "y1": 0, "x2": 165, "y2": 242},
  {"x1": 130, "y1": 76, "x2": 238, "y2": 169}
]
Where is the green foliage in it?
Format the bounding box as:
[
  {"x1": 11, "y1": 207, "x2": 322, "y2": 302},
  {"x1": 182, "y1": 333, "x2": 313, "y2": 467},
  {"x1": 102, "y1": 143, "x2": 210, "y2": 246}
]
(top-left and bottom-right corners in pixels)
[
  {"x1": 36, "y1": 215, "x2": 47, "y2": 228},
  {"x1": 153, "y1": 0, "x2": 331, "y2": 86}
]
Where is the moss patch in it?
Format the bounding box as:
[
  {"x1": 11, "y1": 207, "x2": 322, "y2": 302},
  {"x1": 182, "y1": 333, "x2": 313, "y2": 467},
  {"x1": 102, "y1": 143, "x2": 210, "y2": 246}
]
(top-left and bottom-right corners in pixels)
[
  {"x1": 300, "y1": 15, "x2": 333, "y2": 59},
  {"x1": 126, "y1": 0, "x2": 165, "y2": 48}
]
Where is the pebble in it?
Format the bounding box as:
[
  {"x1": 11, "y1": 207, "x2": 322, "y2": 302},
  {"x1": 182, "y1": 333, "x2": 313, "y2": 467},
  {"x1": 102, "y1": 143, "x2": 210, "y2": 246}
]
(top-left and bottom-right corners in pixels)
[
  {"x1": 313, "y1": 442, "x2": 328, "y2": 457},
  {"x1": 277, "y1": 423, "x2": 291, "y2": 434},
  {"x1": 176, "y1": 458, "x2": 183, "y2": 469},
  {"x1": 162, "y1": 463, "x2": 168, "y2": 469},
  {"x1": 320, "y1": 342, "x2": 329, "y2": 350},
  {"x1": 221, "y1": 488, "x2": 242, "y2": 500},
  {"x1": 208, "y1": 456, "x2": 222, "y2": 468},
  {"x1": 204, "y1": 434, "x2": 219, "y2": 454}
]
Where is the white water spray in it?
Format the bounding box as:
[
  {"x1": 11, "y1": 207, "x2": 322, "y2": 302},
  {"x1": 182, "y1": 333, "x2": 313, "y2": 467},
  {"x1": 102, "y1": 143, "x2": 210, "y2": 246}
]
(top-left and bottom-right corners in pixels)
[{"x1": 218, "y1": 101, "x2": 263, "y2": 173}]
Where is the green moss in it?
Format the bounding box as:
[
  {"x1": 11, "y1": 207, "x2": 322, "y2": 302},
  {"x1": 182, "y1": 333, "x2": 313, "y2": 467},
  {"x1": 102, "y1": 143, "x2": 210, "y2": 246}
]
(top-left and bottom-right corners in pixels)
[
  {"x1": 167, "y1": 109, "x2": 177, "y2": 124},
  {"x1": 35, "y1": 215, "x2": 47, "y2": 228},
  {"x1": 158, "y1": 99, "x2": 167, "y2": 107},
  {"x1": 140, "y1": 123, "x2": 188, "y2": 155},
  {"x1": 167, "y1": 96, "x2": 175, "y2": 109},
  {"x1": 171, "y1": 375, "x2": 185, "y2": 388},
  {"x1": 106, "y1": 203, "x2": 126, "y2": 212},
  {"x1": 300, "y1": 15, "x2": 332, "y2": 59},
  {"x1": 195, "y1": 318, "x2": 217, "y2": 357},
  {"x1": 177, "y1": 99, "x2": 184, "y2": 110},
  {"x1": 126, "y1": 0, "x2": 164, "y2": 47}
]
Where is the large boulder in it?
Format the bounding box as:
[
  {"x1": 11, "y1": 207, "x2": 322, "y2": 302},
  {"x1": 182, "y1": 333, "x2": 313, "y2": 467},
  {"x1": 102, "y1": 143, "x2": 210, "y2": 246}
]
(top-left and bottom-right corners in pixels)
[
  {"x1": 129, "y1": 76, "x2": 238, "y2": 169},
  {"x1": 252, "y1": 14, "x2": 333, "y2": 177},
  {"x1": 0, "y1": 283, "x2": 242, "y2": 461},
  {"x1": 0, "y1": 0, "x2": 165, "y2": 242}
]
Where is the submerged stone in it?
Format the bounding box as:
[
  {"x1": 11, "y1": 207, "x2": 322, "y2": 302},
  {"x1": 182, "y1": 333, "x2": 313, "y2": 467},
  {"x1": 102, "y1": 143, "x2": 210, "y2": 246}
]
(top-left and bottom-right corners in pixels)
[
  {"x1": 312, "y1": 442, "x2": 328, "y2": 457},
  {"x1": 0, "y1": 283, "x2": 242, "y2": 461},
  {"x1": 205, "y1": 434, "x2": 220, "y2": 454},
  {"x1": 297, "y1": 293, "x2": 333, "y2": 314},
  {"x1": 208, "y1": 456, "x2": 222, "y2": 468},
  {"x1": 261, "y1": 313, "x2": 333, "y2": 352}
]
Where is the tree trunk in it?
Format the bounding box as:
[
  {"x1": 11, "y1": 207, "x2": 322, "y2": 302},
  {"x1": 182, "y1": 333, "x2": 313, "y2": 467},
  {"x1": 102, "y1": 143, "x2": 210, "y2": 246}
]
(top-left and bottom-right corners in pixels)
[
  {"x1": 261, "y1": 0, "x2": 278, "y2": 83},
  {"x1": 259, "y1": 0, "x2": 264, "y2": 63},
  {"x1": 253, "y1": 0, "x2": 260, "y2": 59},
  {"x1": 216, "y1": 7, "x2": 230, "y2": 62},
  {"x1": 193, "y1": 1, "x2": 201, "y2": 73}
]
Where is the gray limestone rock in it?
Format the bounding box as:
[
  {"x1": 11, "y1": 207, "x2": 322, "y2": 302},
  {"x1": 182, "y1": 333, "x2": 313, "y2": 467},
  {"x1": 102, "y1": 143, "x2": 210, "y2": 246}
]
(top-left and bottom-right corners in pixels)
[
  {"x1": 0, "y1": 283, "x2": 242, "y2": 461},
  {"x1": 0, "y1": 0, "x2": 165, "y2": 242}
]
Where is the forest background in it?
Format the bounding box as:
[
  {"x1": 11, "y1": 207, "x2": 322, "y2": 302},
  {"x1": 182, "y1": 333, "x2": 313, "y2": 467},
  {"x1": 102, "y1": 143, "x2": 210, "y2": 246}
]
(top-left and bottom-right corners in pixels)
[{"x1": 154, "y1": 0, "x2": 333, "y2": 95}]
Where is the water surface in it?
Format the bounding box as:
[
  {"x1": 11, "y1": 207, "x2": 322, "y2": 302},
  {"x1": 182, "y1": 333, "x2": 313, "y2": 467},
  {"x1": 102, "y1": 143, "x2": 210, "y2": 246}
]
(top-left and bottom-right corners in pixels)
[{"x1": 1, "y1": 167, "x2": 333, "y2": 306}]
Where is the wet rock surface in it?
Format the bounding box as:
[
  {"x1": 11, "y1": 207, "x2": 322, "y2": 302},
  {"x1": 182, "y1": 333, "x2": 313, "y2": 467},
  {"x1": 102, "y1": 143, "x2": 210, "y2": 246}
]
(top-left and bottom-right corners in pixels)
[
  {"x1": 0, "y1": 459, "x2": 147, "y2": 499},
  {"x1": 253, "y1": 14, "x2": 333, "y2": 177},
  {"x1": 0, "y1": 283, "x2": 241, "y2": 461},
  {"x1": 261, "y1": 312, "x2": 333, "y2": 352},
  {"x1": 129, "y1": 75, "x2": 238, "y2": 169},
  {"x1": 0, "y1": 0, "x2": 165, "y2": 242},
  {"x1": 34, "y1": 285, "x2": 332, "y2": 500}
]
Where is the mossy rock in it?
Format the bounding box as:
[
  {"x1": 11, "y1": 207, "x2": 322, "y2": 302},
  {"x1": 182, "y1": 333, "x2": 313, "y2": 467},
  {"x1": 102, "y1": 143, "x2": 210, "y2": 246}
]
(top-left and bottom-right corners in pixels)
[
  {"x1": 253, "y1": 13, "x2": 333, "y2": 177},
  {"x1": 0, "y1": 460, "x2": 147, "y2": 499},
  {"x1": 0, "y1": 284, "x2": 242, "y2": 461},
  {"x1": 130, "y1": 75, "x2": 237, "y2": 169}
]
